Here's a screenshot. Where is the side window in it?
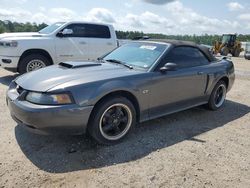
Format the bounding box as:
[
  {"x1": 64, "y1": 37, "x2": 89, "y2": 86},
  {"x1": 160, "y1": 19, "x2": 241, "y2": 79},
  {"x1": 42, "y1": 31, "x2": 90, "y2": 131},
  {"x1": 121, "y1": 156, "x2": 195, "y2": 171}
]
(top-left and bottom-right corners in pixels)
[
  {"x1": 84, "y1": 24, "x2": 111, "y2": 38},
  {"x1": 63, "y1": 24, "x2": 86, "y2": 37},
  {"x1": 62, "y1": 24, "x2": 111, "y2": 38},
  {"x1": 166, "y1": 47, "x2": 210, "y2": 68}
]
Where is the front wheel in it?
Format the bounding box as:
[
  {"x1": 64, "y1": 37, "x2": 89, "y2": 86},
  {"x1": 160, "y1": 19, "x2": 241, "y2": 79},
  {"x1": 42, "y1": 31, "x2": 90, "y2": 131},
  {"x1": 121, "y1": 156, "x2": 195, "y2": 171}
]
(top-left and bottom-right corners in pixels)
[
  {"x1": 88, "y1": 97, "x2": 136, "y2": 145},
  {"x1": 207, "y1": 81, "x2": 227, "y2": 110},
  {"x1": 221, "y1": 47, "x2": 229, "y2": 56},
  {"x1": 18, "y1": 54, "x2": 51, "y2": 74}
]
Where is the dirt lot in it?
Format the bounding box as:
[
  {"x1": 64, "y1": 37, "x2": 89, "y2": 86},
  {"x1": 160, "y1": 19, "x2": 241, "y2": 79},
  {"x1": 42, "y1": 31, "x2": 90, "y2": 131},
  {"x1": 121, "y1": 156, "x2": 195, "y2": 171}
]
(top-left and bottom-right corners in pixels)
[{"x1": 0, "y1": 57, "x2": 250, "y2": 188}]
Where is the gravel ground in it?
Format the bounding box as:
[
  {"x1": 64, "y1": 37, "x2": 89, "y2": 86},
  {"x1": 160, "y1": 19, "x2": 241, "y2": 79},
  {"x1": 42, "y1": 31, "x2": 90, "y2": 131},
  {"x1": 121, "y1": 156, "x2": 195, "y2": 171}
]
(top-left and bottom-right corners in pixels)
[{"x1": 0, "y1": 57, "x2": 250, "y2": 188}]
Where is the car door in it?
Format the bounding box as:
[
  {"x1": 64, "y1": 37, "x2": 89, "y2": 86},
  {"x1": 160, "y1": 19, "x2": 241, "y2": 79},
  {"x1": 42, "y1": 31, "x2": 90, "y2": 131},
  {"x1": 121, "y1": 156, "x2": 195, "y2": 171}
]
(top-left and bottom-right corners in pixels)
[
  {"x1": 85, "y1": 24, "x2": 117, "y2": 60},
  {"x1": 148, "y1": 46, "x2": 210, "y2": 118},
  {"x1": 55, "y1": 23, "x2": 89, "y2": 63}
]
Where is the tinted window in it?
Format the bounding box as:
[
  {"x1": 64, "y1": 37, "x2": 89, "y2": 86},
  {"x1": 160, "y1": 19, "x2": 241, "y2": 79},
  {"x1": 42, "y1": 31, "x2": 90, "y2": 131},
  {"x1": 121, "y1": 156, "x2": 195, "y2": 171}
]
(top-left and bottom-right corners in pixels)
[
  {"x1": 63, "y1": 24, "x2": 111, "y2": 38},
  {"x1": 166, "y1": 46, "x2": 209, "y2": 68},
  {"x1": 85, "y1": 24, "x2": 111, "y2": 38}
]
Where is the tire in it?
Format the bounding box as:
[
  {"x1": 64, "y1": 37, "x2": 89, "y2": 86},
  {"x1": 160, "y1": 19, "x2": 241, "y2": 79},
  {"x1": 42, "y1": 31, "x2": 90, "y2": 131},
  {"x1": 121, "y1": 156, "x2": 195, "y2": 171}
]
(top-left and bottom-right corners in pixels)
[
  {"x1": 221, "y1": 47, "x2": 229, "y2": 56},
  {"x1": 88, "y1": 97, "x2": 136, "y2": 145},
  {"x1": 18, "y1": 54, "x2": 51, "y2": 74},
  {"x1": 207, "y1": 80, "x2": 227, "y2": 111},
  {"x1": 233, "y1": 48, "x2": 241, "y2": 57}
]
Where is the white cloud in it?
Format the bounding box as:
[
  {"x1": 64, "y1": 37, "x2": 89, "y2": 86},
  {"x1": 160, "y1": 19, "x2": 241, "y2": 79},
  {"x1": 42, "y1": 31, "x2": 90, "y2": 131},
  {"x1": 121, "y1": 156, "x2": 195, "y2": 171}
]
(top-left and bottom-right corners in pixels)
[
  {"x1": 115, "y1": 11, "x2": 175, "y2": 33},
  {"x1": 32, "y1": 13, "x2": 50, "y2": 23},
  {"x1": 0, "y1": 0, "x2": 247, "y2": 34},
  {"x1": 142, "y1": 0, "x2": 175, "y2": 5},
  {"x1": 164, "y1": 1, "x2": 241, "y2": 34},
  {"x1": 0, "y1": 7, "x2": 78, "y2": 24},
  {"x1": 39, "y1": 6, "x2": 46, "y2": 12},
  {"x1": 124, "y1": 3, "x2": 133, "y2": 8},
  {"x1": 238, "y1": 13, "x2": 250, "y2": 21},
  {"x1": 0, "y1": 8, "x2": 32, "y2": 22},
  {"x1": 227, "y1": 2, "x2": 244, "y2": 11},
  {"x1": 124, "y1": 13, "x2": 145, "y2": 28},
  {"x1": 85, "y1": 8, "x2": 116, "y2": 23},
  {"x1": 0, "y1": 0, "x2": 27, "y2": 4},
  {"x1": 50, "y1": 8, "x2": 76, "y2": 21}
]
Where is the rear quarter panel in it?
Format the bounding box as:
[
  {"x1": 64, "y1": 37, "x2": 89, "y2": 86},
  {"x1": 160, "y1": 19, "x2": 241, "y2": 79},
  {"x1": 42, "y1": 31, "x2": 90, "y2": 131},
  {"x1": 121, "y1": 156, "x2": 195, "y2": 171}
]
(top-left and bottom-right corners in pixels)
[{"x1": 205, "y1": 59, "x2": 235, "y2": 96}]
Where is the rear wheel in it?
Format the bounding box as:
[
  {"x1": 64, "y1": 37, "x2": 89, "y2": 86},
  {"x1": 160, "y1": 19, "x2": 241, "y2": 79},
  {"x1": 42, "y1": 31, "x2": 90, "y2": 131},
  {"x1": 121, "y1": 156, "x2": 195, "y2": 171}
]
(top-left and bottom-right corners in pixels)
[
  {"x1": 18, "y1": 54, "x2": 51, "y2": 74},
  {"x1": 207, "y1": 81, "x2": 227, "y2": 110},
  {"x1": 233, "y1": 48, "x2": 241, "y2": 57},
  {"x1": 88, "y1": 97, "x2": 136, "y2": 145},
  {"x1": 221, "y1": 47, "x2": 229, "y2": 56}
]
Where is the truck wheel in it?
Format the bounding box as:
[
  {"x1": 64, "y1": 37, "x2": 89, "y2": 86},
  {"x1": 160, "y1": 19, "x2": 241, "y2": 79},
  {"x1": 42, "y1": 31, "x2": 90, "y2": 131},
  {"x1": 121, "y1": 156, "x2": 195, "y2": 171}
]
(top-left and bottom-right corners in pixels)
[
  {"x1": 18, "y1": 54, "x2": 51, "y2": 74},
  {"x1": 221, "y1": 47, "x2": 229, "y2": 56},
  {"x1": 233, "y1": 49, "x2": 241, "y2": 57},
  {"x1": 88, "y1": 97, "x2": 136, "y2": 145},
  {"x1": 207, "y1": 80, "x2": 227, "y2": 111}
]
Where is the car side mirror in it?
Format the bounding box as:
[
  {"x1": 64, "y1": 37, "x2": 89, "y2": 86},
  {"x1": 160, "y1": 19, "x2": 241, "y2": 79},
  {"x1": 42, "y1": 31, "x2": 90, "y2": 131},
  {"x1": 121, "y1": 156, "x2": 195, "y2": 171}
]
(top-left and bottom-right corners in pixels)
[
  {"x1": 62, "y1": 29, "x2": 73, "y2": 35},
  {"x1": 160, "y1": 63, "x2": 177, "y2": 72},
  {"x1": 57, "y1": 29, "x2": 73, "y2": 37}
]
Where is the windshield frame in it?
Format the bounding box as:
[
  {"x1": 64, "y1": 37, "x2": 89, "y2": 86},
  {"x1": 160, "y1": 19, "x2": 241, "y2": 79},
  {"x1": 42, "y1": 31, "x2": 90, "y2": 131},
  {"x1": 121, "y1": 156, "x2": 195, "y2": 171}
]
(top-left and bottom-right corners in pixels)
[
  {"x1": 102, "y1": 41, "x2": 169, "y2": 71},
  {"x1": 39, "y1": 22, "x2": 66, "y2": 34}
]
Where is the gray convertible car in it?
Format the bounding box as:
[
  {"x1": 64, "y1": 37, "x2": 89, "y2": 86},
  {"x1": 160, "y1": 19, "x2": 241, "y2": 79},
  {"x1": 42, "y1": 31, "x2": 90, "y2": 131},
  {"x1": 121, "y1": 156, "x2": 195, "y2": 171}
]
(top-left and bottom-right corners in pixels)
[{"x1": 7, "y1": 40, "x2": 235, "y2": 144}]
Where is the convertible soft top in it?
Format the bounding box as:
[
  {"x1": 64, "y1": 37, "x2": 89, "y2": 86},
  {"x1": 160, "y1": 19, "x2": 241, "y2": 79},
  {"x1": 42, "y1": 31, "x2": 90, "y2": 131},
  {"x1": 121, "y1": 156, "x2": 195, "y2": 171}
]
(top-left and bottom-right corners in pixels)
[{"x1": 147, "y1": 39, "x2": 217, "y2": 62}]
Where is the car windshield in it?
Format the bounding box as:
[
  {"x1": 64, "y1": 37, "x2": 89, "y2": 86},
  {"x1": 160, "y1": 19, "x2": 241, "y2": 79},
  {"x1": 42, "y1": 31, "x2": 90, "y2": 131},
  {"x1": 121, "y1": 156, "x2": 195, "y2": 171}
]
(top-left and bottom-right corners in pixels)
[
  {"x1": 103, "y1": 42, "x2": 168, "y2": 69},
  {"x1": 39, "y1": 22, "x2": 65, "y2": 34}
]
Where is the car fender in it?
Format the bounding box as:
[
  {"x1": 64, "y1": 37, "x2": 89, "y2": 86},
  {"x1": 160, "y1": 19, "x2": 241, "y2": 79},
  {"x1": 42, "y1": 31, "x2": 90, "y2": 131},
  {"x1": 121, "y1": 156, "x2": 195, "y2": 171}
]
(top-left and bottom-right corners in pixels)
[{"x1": 90, "y1": 79, "x2": 140, "y2": 104}]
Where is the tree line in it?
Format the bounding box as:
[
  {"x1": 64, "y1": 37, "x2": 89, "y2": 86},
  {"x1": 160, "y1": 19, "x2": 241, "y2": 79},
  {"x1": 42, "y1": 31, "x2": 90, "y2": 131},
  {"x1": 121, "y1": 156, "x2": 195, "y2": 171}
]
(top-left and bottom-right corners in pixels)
[
  {"x1": 0, "y1": 20, "x2": 47, "y2": 33},
  {"x1": 1, "y1": 20, "x2": 250, "y2": 45}
]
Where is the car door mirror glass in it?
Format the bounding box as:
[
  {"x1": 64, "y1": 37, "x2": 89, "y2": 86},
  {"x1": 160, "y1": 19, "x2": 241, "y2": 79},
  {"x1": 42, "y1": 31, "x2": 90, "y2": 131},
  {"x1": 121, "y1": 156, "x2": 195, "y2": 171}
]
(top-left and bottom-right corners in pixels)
[
  {"x1": 57, "y1": 29, "x2": 74, "y2": 37},
  {"x1": 62, "y1": 29, "x2": 73, "y2": 35},
  {"x1": 160, "y1": 62, "x2": 177, "y2": 72}
]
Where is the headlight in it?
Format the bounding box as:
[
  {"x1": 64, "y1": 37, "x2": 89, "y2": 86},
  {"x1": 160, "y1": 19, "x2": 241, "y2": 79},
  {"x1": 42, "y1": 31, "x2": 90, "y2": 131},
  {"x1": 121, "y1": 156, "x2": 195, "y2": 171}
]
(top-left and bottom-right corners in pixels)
[
  {"x1": 26, "y1": 92, "x2": 73, "y2": 105},
  {"x1": 0, "y1": 40, "x2": 18, "y2": 47}
]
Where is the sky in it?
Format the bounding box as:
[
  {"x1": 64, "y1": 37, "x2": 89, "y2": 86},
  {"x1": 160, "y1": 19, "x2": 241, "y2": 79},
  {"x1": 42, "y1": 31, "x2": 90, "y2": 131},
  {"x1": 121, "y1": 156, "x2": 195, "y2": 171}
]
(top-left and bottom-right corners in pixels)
[{"x1": 0, "y1": 0, "x2": 250, "y2": 35}]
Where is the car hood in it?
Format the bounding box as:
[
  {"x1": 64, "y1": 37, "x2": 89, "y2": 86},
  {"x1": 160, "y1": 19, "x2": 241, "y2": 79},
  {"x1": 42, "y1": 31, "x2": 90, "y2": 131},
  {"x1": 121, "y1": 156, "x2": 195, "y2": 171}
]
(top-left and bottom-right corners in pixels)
[
  {"x1": 15, "y1": 61, "x2": 143, "y2": 92},
  {"x1": 0, "y1": 32, "x2": 44, "y2": 40}
]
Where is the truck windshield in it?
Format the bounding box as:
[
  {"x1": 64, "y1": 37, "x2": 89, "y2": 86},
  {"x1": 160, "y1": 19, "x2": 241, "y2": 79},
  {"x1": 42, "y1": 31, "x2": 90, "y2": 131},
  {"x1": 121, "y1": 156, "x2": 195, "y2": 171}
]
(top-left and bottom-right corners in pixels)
[
  {"x1": 103, "y1": 42, "x2": 168, "y2": 69},
  {"x1": 39, "y1": 22, "x2": 65, "y2": 34},
  {"x1": 222, "y1": 35, "x2": 231, "y2": 43}
]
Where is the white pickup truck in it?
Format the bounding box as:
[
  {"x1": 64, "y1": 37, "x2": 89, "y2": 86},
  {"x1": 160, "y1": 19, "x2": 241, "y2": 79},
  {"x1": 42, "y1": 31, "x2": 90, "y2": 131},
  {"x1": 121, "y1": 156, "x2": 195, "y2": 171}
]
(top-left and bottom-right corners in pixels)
[{"x1": 0, "y1": 22, "x2": 118, "y2": 73}]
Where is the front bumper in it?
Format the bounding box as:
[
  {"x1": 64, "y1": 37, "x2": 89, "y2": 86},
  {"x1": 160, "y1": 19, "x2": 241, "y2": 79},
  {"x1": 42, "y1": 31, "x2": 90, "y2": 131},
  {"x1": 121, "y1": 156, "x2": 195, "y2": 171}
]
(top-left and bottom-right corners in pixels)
[
  {"x1": 0, "y1": 55, "x2": 20, "y2": 71},
  {"x1": 7, "y1": 90, "x2": 94, "y2": 135}
]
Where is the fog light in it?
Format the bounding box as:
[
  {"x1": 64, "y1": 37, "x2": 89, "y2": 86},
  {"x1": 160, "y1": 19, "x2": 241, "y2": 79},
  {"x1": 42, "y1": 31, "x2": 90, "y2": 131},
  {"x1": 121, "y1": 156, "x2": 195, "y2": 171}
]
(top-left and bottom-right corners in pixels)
[{"x1": 2, "y1": 59, "x2": 12, "y2": 64}]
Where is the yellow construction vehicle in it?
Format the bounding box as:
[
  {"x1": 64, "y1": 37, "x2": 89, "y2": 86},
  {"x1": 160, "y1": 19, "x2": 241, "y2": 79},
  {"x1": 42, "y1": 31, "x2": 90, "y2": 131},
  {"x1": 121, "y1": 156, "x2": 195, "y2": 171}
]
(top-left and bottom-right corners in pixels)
[{"x1": 212, "y1": 34, "x2": 243, "y2": 57}]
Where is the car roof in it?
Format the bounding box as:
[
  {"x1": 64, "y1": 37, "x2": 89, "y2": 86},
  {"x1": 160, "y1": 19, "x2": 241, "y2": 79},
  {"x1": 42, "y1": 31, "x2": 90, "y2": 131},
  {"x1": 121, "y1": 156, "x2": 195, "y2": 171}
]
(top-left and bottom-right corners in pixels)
[
  {"x1": 145, "y1": 39, "x2": 217, "y2": 62},
  {"x1": 64, "y1": 21, "x2": 113, "y2": 27},
  {"x1": 147, "y1": 39, "x2": 199, "y2": 48}
]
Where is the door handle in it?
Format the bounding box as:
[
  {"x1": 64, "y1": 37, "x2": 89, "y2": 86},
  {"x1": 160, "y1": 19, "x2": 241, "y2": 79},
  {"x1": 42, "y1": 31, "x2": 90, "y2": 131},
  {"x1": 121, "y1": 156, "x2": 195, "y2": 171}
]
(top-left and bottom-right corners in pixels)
[
  {"x1": 79, "y1": 41, "x2": 87, "y2": 45},
  {"x1": 197, "y1": 71, "x2": 204, "y2": 75}
]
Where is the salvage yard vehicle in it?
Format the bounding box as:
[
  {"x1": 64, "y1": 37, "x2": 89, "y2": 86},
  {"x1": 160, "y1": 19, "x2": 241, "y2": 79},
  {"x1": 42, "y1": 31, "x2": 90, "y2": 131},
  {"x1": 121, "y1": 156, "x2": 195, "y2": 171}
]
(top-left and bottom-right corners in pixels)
[
  {"x1": 212, "y1": 34, "x2": 243, "y2": 57},
  {"x1": 0, "y1": 22, "x2": 117, "y2": 74},
  {"x1": 6, "y1": 40, "x2": 235, "y2": 145}
]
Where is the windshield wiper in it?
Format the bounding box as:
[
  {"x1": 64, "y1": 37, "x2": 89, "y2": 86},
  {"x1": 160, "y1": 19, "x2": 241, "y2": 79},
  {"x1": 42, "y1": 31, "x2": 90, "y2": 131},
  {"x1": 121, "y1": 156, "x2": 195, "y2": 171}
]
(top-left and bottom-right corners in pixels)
[{"x1": 105, "y1": 59, "x2": 133, "y2": 69}]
